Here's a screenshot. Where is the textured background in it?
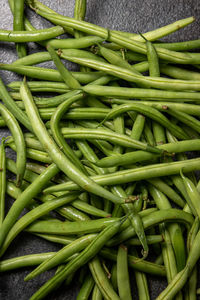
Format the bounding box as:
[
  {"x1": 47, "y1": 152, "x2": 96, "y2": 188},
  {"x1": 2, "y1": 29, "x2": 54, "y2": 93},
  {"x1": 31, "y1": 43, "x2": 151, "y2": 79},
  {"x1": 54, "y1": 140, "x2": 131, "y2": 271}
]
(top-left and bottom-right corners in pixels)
[{"x1": 0, "y1": 0, "x2": 200, "y2": 299}]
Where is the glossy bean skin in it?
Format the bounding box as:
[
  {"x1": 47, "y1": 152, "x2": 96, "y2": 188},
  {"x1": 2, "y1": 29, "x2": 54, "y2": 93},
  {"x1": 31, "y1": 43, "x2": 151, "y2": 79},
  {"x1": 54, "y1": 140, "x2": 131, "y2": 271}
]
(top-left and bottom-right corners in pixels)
[
  {"x1": 44, "y1": 158, "x2": 200, "y2": 193},
  {"x1": 47, "y1": 55, "x2": 200, "y2": 91},
  {"x1": 0, "y1": 64, "x2": 105, "y2": 84},
  {"x1": 100, "y1": 247, "x2": 166, "y2": 276},
  {"x1": 0, "y1": 103, "x2": 26, "y2": 187},
  {"x1": 0, "y1": 26, "x2": 65, "y2": 42},
  {"x1": 117, "y1": 244, "x2": 132, "y2": 300},
  {"x1": 181, "y1": 170, "x2": 200, "y2": 218},
  {"x1": 0, "y1": 78, "x2": 32, "y2": 131},
  {"x1": 47, "y1": 44, "x2": 81, "y2": 89},
  {"x1": 107, "y1": 208, "x2": 193, "y2": 246},
  {"x1": 13, "y1": 0, "x2": 26, "y2": 57},
  {"x1": 25, "y1": 234, "x2": 97, "y2": 281},
  {"x1": 89, "y1": 256, "x2": 120, "y2": 300},
  {"x1": 21, "y1": 80, "x2": 125, "y2": 205},
  {"x1": 0, "y1": 192, "x2": 79, "y2": 257},
  {"x1": 0, "y1": 138, "x2": 6, "y2": 225},
  {"x1": 61, "y1": 127, "x2": 162, "y2": 153},
  {"x1": 98, "y1": 103, "x2": 187, "y2": 140},
  {"x1": 83, "y1": 85, "x2": 200, "y2": 101},
  {"x1": 76, "y1": 273, "x2": 94, "y2": 300},
  {"x1": 28, "y1": 220, "x2": 123, "y2": 300},
  {"x1": 0, "y1": 163, "x2": 59, "y2": 249}
]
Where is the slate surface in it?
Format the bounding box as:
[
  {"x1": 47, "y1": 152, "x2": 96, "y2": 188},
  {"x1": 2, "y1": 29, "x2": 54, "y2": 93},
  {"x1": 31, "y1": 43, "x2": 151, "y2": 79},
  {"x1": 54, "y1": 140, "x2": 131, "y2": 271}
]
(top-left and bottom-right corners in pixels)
[{"x1": 0, "y1": 0, "x2": 200, "y2": 299}]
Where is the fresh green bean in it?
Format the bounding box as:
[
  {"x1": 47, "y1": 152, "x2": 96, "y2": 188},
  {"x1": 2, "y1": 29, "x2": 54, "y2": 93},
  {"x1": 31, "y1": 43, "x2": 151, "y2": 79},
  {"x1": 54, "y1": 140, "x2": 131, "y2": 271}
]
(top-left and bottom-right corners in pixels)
[
  {"x1": 0, "y1": 103, "x2": 26, "y2": 186},
  {"x1": 77, "y1": 273, "x2": 94, "y2": 300},
  {"x1": 100, "y1": 247, "x2": 166, "y2": 276},
  {"x1": 47, "y1": 44, "x2": 81, "y2": 89},
  {"x1": 132, "y1": 248, "x2": 150, "y2": 300},
  {"x1": 21, "y1": 79, "x2": 125, "y2": 205},
  {"x1": 0, "y1": 138, "x2": 6, "y2": 225},
  {"x1": 25, "y1": 234, "x2": 97, "y2": 281},
  {"x1": 0, "y1": 64, "x2": 105, "y2": 84},
  {"x1": 0, "y1": 192, "x2": 79, "y2": 257},
  {"x1": 117, "y1": 244, "x2": 132, "y2": 300},
  {"x1": 83, "y1": 85, "x2": 200, "y2": 101},
  {"x1": 61, "y1": 127, "x2": 162, "y2": 153},
  {"x1": 0, "y1": 26, "x2": 65, "y2": 42},
  {"x1": 0, "y1": 163, "x2": 59, "y2": 248},
  {"x1": 44, "y1": 158, "x2": 200, "y2": 193},
  {"x1": 180, "y1": 170, "x2": 200, "y2": 218},
  {"x1": 92, "y1": 284, "x2": 103, "y2": 300},
  {"x1": 0, "y1": 78, "x2": 32, "y2": 131},
  {"x1": 13, "y1": 0, "x2": 26, "y2": 57},
  {"x1": 107, "y1": 208, "x2": 193, "y2": 246},
  {"x1": 28, "y1": 219, "x2": 123, "y2": 300},
  {"x1": 89, "y1": 256, "x2": 120, "y2": 300}
]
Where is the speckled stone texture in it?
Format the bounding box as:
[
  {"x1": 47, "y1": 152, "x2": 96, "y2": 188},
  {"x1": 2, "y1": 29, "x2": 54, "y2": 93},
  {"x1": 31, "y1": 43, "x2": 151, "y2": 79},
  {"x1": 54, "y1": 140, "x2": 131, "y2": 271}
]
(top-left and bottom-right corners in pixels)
[{"x1": 0, "y1": 0, "x2": 200, "y2": 299}]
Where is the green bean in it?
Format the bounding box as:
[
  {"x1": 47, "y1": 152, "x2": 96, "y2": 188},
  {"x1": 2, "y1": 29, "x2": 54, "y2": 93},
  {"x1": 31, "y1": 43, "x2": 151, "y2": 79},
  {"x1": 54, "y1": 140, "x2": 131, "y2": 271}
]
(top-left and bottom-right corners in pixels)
[
  {"x1": 129, "y1": 114, "x2": 145, "y2": 141},
  {"x1": 44, "y1": 158, "x2": 200, "y2": 193},
  {"x1": 108, "y1": 208, "x2": 193, "y2": 246},
  {"x1": 166, "y1": 109, "x2": 200, "y2": 134},
  {"x1": 61, "y1": 127, "x2": 162, "y2": 153},
  {"x1": 159, "y1": 224, "x2": 179, "y2": 284},
  {"x1": 132, "y1": 248, "x2": 150, "y2": 300},
  {"x1": 57, "y1": 205, "x2": 90, "y2": 221},
  {"x1": 47, "y1": 44, "x2": 81, "y2": 89},
  {"x1": 50, "y1": 35, "x2": 104, "y2": 49},
  {"x1": 8, "y1": 80, "x2": 70, "y2": 93},
  {"x1": 25, "y1": 217, "x2": 118, "y2": 235},
  {"x1": 0, "y1": 252, "x2": 56, "y2": 272},
  {"x1": 105, "y1": 100, "x2": 200, "y2": 115},
  {"x1": 0, "y1": 25, "x2": 65, "y2": 42},
  {"x1": 49, "y1": 55, "x2": 200, "y2": 91},
  {"x1": 127, "y1": 235, "x2": 163, "y2": 245},
  {"x1": 99, "y1": 103, "x2": 187, "y2": 140},
  {"x1": 0, "y1": 138, "x2": 6, "y2": 225},
  {"x1": 0, "y1": 64, "x2": 105, "y2": 84},
  {"x1": 0, "y1": 103, "x2": 26, "y2": 186},
  {"x1": 95, "y1": 139, "x2": 200, "y2": 169},
  {"x1": 117, "y1": 244, "x2": 132, "y2": 300},
  {"x1": 0, "y1": 77, "x2": 32, "y2": 131},
  {"x1": 0, "y1": 191, "x2": 79, "y2": 257},
  {"x1": 25, "y1": 234, "x2": 97, "y2": 281},
  {"x1": 34, "y1": 234, "x2": 76, "y2": 245},
  {"x1": 160, "y1": 64, "x2": 200, "y2": 81},
  {"x1": 13, "y1": 0, "x2": 26, "y2": 57},
  {"x1": 28, "y1": 1, "x2": 193, "y2": 41},
  {"x1": 147, "y1": 178, "x2": 185, "y2": 208},
  {"x1": 156, "y1": 228, "x2": 200, "y2": 299},
  {"x1": 148, "y1": 185, "x2": 186, "y2": 271},
  {"x1": 143, "y1": 121, "x2": 156, "y2": 146},
  {"x1": 83, "y1": 85, "x2": 200, "y2": 101},
  {"x1": 21, "y1": 79, "x2": 125, "y2": 205},
  {"x1": 98, "y1": 44, "x2": 141, "y2": 75},
  {"x1": 89, "y1": 257, "x2": 120, "y2": 300},
  {"x1": 92, "y1": 284, "x2": 103, "y2": 300},
  {"x1": 72, "y1": 200, "x2": 111, "y2": 218},
  {"x1": 180, "y1": 170, "x2": 200, "y2": 218},
  {"x1": 152, "y1": 121, "x2": 166, "y2": 145},
  {"x1": 100, "y1": 247, "x2": 166, "y2": 276},
  {"x1": 7, "y1": 141, "x2": 52, "y2": 164},
  {"x1": 28, "y1": 219, "x2": 123, "y2": 300},
  {"x1": 34, "y1": 9, "x2": 198, "y2": 64},
  {"x1": 146, "y1": 38, "x2": 160, "y2": 77},
  {"x1": 0, "y1": 162, "x2": 59, "y2": 248},
  {"x1": 154, "y1": 39, "x2": 200, "y2": 51},
  {"x1": 50, "y1": 91, "x2": 88, "y2": 174},
  {"x1": 77, "y1": 273, "x2": 94, "y2": 300}
]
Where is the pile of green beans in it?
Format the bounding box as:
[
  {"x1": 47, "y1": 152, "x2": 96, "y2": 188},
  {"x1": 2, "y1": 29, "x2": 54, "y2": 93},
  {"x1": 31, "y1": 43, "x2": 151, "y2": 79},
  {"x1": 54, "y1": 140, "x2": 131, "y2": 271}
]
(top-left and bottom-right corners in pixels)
[{"x1": 0, "y1": 0, "x2": 200, "y2": 299}]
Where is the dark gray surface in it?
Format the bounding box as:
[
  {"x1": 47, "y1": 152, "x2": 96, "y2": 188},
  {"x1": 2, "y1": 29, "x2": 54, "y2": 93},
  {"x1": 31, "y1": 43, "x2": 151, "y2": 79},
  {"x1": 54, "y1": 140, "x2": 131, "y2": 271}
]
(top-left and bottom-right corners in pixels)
[{"x1": 0, "y1": 0, "x2": 200, "y2": 299}]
